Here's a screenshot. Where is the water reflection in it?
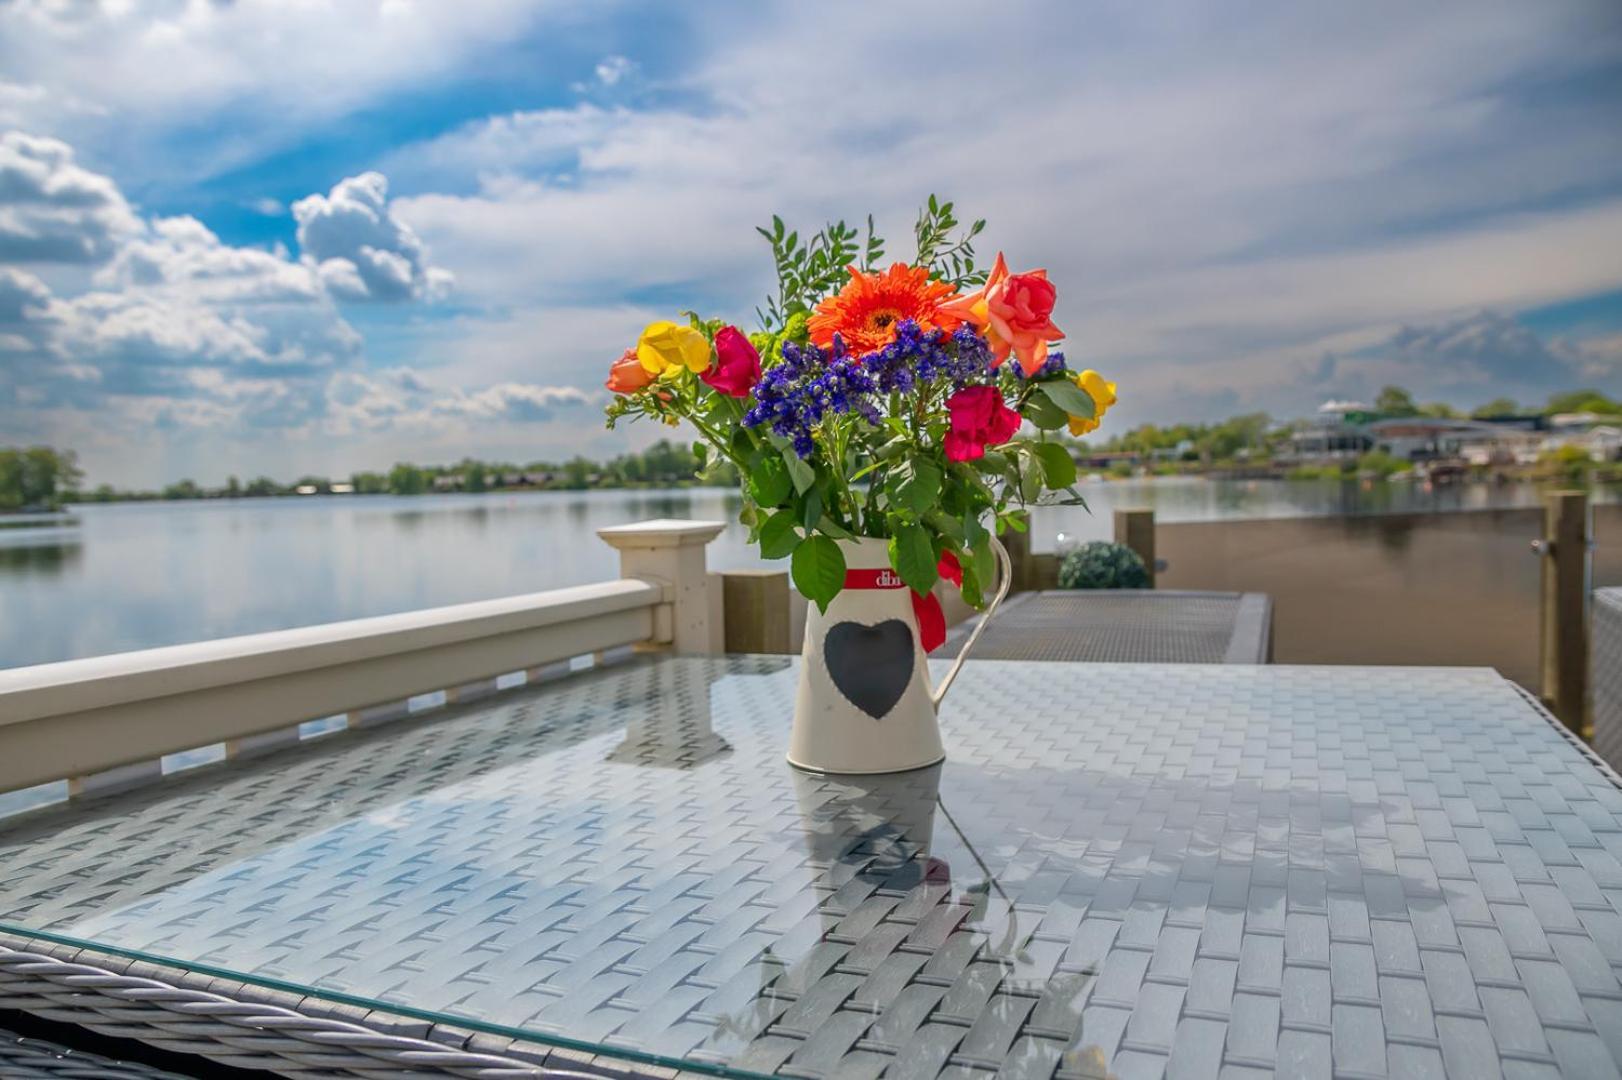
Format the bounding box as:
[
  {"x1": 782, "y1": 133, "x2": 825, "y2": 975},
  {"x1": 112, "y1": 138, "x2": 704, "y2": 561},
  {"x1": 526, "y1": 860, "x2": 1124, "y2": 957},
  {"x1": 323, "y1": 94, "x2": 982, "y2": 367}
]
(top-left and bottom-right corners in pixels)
[{"x1": 0, "y1": 538, "x2": 82, "y2": 575}]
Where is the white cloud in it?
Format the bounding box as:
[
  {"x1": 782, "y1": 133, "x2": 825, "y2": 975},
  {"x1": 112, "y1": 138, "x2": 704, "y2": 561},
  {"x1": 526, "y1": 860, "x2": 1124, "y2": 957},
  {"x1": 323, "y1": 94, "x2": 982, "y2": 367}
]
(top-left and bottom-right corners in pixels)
[
  {"x1": 0, "y1": 1, "x2": 563, "y2": 180},
  {"x1": 0, "y1": 131, "x2": 141, "y2": 262},
  {"x1": 0, "y1": 137, "x2": 475, "y2": 454},
  {"x1": 593, "y1": 55, "x2": 635, "y2": 87},
  {"x1": 324, "y1": 368, "x2": 589, "y2": 435},
  {"x1": 293, "y1": 172, "x2": 452, "y2": 302}
]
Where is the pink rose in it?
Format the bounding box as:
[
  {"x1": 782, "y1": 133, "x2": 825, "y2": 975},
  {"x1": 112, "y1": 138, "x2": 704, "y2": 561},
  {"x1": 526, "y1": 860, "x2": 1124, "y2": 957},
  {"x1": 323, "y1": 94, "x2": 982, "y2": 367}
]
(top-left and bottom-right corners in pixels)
[
  {"x1": 701, "y1": 326, "x2": 761, "y2": 398},
  {"x1": 944, "y1": 385, "x2": 1021, "y2": 462}
]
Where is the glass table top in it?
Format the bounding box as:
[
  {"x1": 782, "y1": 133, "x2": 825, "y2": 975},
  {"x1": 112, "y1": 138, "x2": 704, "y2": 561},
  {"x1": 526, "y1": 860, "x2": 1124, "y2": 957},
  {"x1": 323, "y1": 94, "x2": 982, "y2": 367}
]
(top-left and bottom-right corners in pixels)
[{"x1": 5, "y1": 655, "x2": 1622, "y2": 1078}]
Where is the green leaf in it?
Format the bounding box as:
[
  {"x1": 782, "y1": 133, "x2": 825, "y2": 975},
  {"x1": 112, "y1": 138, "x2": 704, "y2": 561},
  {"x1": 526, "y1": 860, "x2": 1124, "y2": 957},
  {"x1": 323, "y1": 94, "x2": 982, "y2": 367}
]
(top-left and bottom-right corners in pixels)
[
  {"x1": 800, "y1": 485, "x2": 823, "y2": 531},
  {"x1": 959, "y1": 561, "x2": 984, "y2": 608},
  {"x1": 758, "y1": 510, "x2": 800, "y2": 559},
  {"x1": 782, "y1": 448, "x2": 815, "y2": 494},
  {"x1": 964, "y1": 512, "x2": 988, "y2": 550},
  {"x1": 749, "y1": 456, "x2": 792, "y2": 507},
  {"x1": 1020, "y1": 453, "x2": 1043, "y2": 502},
  {"x1": 1038, "y1": 379, "x2": 1096, "y2": 420},
  {"x1": 972, "y1": 530, "x2": 996, "y2": 583},
  {"x1": 972, "y1": 450, "x2": 1008, "y2": 475},
  {"x1": 816, "y1": 516, "x2": 854, "y2": 540},
  {"x1": 792, "y1": 535, "x2": 846, "y2": 613},
  {"x1": 923, "y1": 509, "x2": 964, "y2": 543},
  {"x1": 890, "y1": 459, "x2": 942, "y2": 515},
  {"x1": 888, "y1": 523, "x2": 938, "y2": 596},
  {"x1": 1023, "y1": 393, "x2": 1070, "y2": 431},
  {"x1": 1032, "y1": 442, "x2": 1078, "y2": 489}
]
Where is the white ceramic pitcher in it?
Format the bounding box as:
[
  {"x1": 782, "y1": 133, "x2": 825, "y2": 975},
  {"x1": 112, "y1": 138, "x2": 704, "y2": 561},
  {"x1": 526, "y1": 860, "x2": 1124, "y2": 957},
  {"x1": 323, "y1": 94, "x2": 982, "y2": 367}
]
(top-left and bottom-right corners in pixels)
[{"x1": 787, "y1": 534, "x2": 1012, "y2": 774}]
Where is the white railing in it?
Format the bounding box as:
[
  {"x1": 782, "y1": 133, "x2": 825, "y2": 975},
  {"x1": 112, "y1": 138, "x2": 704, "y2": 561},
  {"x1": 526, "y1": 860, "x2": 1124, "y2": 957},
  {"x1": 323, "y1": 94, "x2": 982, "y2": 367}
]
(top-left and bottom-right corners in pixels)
[{"x1": 0, "y1": 519, "x2": 724, "y2": 798}]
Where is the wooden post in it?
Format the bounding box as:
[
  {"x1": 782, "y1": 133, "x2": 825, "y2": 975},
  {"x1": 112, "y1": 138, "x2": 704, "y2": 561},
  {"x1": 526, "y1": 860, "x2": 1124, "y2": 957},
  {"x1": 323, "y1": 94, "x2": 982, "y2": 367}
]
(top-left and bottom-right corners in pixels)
[
  {"x1": 1539, "y1": 491, "x2": 1591, "y2": 733},
  {"x1": 721, "y1": 570, "x2": 794, "y2": 654},
  {"x1": 1114, "y1": 508, "x2": 1156, "y2": 588},
  {"x1": 999, "y1": 512, "x2": 1033, "y2": 593}
]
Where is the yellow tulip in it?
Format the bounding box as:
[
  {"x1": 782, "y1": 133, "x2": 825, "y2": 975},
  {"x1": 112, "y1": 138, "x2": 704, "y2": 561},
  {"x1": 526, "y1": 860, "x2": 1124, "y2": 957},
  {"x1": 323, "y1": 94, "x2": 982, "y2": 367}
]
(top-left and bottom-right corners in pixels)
[{"x1": 637, "y1": 321, "x2": 712, "y2": 379}]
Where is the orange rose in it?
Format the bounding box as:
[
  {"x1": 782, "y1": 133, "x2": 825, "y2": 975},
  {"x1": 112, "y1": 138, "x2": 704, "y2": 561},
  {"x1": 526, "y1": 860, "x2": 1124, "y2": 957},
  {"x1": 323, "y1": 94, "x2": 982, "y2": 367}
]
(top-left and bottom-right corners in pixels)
[
  {"x1": 606, "y1": 347, "x2": 656, "y2": 394},
  {"x1": 939, "y1": 252, "x2": 1065, "y2": 376}
]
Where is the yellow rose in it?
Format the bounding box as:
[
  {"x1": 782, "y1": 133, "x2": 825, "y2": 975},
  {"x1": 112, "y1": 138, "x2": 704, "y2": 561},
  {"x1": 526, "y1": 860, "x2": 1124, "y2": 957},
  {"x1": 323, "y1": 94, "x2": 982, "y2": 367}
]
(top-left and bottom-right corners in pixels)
[
  {"x1": 1067, "y1": 369, "x2": 1117, "y2": 437},
  {"x1": 637, "y1": 321, "x2": 712, "y2": 379},
  {"x1": 1077, "y1": 369, "x2": 1117, "y2": 409}
]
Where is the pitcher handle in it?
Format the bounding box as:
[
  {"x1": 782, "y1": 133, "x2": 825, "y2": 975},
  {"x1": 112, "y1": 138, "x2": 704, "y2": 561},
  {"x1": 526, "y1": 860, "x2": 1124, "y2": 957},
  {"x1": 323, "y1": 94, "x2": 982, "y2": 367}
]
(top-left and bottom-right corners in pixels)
[{"x1": 930, "y1": 535, "x2": 1014, "y2": 710}]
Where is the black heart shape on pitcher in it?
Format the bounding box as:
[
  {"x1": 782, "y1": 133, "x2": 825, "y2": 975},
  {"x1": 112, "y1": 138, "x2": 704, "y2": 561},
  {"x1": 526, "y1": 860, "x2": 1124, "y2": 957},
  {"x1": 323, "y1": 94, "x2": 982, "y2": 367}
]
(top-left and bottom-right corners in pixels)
[{"x1": 824, "y1": 619, "x2": 915, "y2": 719}]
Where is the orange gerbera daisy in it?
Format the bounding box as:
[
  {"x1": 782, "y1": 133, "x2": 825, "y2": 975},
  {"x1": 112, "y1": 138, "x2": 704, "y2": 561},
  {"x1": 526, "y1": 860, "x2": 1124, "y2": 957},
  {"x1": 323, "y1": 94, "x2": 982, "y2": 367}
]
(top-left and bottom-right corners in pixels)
[{"x1": 806, "y1": 263, "x2": 961, "y2": 354}]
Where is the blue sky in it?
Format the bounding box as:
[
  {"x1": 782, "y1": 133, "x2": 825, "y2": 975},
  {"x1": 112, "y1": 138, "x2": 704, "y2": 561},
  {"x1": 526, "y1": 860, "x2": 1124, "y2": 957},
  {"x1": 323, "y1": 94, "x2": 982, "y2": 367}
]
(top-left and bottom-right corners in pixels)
[{"x1": 2, "y1": 1, "x2": 1621, "y2": 486}]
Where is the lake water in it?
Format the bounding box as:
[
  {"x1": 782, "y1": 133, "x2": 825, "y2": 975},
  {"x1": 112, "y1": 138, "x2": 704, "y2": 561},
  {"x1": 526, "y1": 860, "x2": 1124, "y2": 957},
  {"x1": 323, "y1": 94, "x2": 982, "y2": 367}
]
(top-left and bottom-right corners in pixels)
[{"x1": 1, "y1": 477, "x2": 1613, "y2": 670}]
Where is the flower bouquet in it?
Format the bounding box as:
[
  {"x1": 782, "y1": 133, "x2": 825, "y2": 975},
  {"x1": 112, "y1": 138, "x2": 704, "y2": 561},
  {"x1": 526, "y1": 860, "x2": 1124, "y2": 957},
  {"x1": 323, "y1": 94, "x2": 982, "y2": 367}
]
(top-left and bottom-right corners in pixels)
[{"x1": 606, "y1": 197, "x2": 1117, "y2": 772}]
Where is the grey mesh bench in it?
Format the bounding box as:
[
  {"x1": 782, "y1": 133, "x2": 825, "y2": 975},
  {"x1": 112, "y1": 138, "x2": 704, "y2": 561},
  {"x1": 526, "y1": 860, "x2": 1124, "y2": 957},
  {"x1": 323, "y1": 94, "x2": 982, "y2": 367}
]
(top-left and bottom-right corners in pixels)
[{"x1": 945, "y1": 589, "x2": 1273, "y2": 664}]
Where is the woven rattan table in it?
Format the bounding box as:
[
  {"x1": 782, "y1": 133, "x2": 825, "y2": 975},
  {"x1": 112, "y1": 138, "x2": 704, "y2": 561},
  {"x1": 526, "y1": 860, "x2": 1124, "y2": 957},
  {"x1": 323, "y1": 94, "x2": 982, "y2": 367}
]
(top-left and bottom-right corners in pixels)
[{"x1": 4, "y1": 655, "x2": 1622, "y2": 1078}]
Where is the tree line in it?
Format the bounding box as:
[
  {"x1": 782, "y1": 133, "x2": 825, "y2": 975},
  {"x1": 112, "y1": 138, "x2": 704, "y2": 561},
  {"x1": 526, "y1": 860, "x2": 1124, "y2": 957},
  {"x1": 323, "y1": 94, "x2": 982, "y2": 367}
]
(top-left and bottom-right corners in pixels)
[
  {"x1": 46, "y1": 440, "x2": 739, "y2": 504},
  {"x1": 0, "y1": 447, "x2": 82, "y2": 511}
]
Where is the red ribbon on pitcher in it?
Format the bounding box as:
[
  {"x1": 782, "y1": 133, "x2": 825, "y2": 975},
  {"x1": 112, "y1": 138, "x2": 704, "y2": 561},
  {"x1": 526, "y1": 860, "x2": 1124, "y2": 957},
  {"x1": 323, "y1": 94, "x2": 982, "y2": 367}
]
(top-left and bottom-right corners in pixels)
[{"x1": 841, "y1": 551, "x2": 962, "y2": 654}]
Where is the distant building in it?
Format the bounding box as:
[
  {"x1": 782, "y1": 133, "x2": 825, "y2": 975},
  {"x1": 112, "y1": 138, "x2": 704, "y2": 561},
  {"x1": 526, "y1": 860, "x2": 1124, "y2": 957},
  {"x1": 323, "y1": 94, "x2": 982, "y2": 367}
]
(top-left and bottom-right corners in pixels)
[
  {"x1": 1550, "y1": 411, "x2": 1614, "y2": 433},
  {"x1": 432, "y1": 474, "x2": 463, "y2": 491},
  {"x1": 1283, "y1": 404, "x2": 1375, "y2": 462},
  {"x1": 1543, "y1": 425, "x2": 1622, "y2": 462},
  {"x1": 1285, "y1": 402, "x2": 1554, "y2": 466},
  {"x1": 1364, "y1": 418, "x2": 1506, "y2": 462},
  {"x1": 1472, "y1": 413, "x2": 1547, "y2": 432}
]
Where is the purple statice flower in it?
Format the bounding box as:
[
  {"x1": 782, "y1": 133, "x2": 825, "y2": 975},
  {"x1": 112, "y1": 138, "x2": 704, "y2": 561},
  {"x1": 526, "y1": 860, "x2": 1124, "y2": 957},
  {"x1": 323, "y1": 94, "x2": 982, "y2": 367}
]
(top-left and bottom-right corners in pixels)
[
  {"x1": 861, "y1": 320, "x2": 993, "y2": 393},
  {"x1": 1013, "y1": 349, "x2": 1068, "y2": 379},
  {"x1": 743, "y1": 334, "x2": 880, "y2": 457}
]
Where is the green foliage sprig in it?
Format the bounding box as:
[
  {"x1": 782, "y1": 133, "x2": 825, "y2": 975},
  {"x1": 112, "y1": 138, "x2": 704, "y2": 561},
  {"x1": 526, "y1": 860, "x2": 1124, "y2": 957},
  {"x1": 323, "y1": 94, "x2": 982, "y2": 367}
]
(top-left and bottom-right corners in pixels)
[
  {"x1": 914, "y1": 194, "x2": 988, "y2": 290},
  {"x1": 754, "y1": 217, "x2": 863, "y2": 331}
]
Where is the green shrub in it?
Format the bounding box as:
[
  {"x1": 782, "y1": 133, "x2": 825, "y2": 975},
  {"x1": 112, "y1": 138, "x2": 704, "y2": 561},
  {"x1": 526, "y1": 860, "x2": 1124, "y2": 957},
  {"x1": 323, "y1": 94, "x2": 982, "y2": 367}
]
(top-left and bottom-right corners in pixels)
[{"x1": 1057, "y1": 541, "x2": 1150, "y2": 590}]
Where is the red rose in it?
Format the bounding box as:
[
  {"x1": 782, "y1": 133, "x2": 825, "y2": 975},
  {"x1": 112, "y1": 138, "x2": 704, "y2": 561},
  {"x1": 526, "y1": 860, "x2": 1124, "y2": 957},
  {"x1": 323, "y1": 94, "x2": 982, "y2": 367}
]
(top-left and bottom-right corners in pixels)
[
  {"x1": 701, "y1": 326, "x2": 761, "y2": 398},
  {"x1": 944, "y1": 385, "x2": 1020, "y2": 462}
]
